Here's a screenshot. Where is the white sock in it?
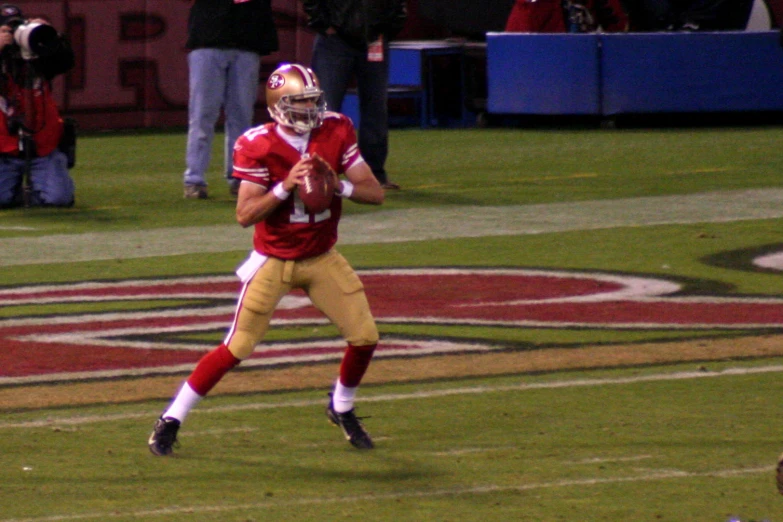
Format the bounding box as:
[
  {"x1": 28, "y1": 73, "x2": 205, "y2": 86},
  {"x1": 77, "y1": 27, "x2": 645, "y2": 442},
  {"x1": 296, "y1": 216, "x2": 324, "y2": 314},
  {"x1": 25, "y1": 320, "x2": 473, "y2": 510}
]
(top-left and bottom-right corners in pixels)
[
  {"x1": 332, "y1": 381, "x2": 357, "y2": 414},
  {"x1": 162, "y1": 382, "x2": 202, "y2": 424}
]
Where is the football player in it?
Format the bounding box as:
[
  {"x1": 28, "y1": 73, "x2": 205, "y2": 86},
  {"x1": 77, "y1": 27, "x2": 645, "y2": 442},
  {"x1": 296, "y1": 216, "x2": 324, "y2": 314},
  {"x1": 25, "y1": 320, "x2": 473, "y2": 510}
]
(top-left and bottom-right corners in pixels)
[{"x1": 149, "y1": 63, "x2": 385, "y2": 455}]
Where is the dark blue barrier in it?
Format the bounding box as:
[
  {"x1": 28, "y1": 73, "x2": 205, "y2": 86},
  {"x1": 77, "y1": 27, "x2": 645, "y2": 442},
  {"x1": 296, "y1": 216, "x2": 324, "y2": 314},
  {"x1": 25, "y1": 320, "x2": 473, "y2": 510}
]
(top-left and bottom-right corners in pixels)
[
  {"x1": 602, "y1": 32, "x2": 783, "y2": 114},
  {"x1": 487, "y1": 33, "x2": 601, "y2": 115},
  {"x1": 487, "y1": 31, "x2": 783, "y2": 116}
]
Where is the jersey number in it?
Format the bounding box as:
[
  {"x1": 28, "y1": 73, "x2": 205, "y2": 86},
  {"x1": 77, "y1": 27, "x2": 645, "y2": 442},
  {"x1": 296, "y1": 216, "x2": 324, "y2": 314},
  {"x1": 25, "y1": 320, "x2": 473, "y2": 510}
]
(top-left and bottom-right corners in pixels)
[{"x1": 290, "y1": 192, "x2": 331, "y2": 223}]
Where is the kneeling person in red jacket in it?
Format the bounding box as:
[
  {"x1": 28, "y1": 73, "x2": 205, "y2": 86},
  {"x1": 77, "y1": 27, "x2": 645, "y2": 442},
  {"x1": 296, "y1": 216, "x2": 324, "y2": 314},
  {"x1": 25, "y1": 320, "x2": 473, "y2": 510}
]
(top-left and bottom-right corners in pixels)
[{"x1": 0, "y1": 4, "x2": 75, "y2": 208}]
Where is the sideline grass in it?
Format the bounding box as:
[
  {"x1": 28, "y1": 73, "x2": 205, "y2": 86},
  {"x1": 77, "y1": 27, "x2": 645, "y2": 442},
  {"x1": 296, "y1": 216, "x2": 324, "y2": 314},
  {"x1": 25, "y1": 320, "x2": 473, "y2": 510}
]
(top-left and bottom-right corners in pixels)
[
  {"x1": 2, "y1": 127, "x2": 783, "y2": 235},
  {"x1": 2, "y1": 361, "x2": 783, "y2": 521}
]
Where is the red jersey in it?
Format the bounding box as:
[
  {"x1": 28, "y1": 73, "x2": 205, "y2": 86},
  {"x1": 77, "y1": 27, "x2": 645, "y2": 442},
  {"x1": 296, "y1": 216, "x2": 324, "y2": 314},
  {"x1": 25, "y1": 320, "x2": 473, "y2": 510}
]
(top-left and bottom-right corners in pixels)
[{"x1": 232, "y1": 112, "x2": 363, "y2": 260}]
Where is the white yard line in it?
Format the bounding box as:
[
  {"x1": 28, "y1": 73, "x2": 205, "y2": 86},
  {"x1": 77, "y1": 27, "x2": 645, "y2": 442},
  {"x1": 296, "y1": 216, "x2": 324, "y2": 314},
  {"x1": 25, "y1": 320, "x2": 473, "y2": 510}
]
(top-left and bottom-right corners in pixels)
[
  {"x1": 572, "y1": 455, "x2": 654, "y2": 465},
  {"x1": 2, "y1": 363, "x2": 782, "y2": 430},
  {"x1": 2, "y1": 188, "x2": 783, "y2": 266}
]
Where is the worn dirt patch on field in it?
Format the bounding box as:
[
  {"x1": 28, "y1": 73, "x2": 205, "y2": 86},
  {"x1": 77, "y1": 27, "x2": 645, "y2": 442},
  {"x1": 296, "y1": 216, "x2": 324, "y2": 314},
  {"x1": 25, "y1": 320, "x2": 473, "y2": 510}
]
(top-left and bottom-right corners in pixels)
[{"x1": 2, "y1": 334, "x2": 781, "y2": 412}]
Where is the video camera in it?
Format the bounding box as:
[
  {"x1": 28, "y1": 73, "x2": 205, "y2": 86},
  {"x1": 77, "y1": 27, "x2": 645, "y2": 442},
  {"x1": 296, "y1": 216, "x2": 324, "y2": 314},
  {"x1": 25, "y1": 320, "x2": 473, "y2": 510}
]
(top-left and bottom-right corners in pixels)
[{"x1": 5, "y1": 18, "x2": 59, "y2": 60}]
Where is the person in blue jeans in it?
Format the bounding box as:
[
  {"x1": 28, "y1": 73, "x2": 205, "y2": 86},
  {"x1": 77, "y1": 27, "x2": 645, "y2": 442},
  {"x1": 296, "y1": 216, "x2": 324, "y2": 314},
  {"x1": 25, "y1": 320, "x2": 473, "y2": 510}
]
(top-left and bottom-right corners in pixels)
[
  {"x1": 182, "y1": 0, "x2": 278, "y2": 199},
  {"x1": 0, "y1": 153, "x2": 74, "y2": 208},
  {"x1": 0, "y1": 5, "x2": 75, "y2": 208},
  {"x1": 304, "y1": 0, "x2": 408, "y2": 190}
]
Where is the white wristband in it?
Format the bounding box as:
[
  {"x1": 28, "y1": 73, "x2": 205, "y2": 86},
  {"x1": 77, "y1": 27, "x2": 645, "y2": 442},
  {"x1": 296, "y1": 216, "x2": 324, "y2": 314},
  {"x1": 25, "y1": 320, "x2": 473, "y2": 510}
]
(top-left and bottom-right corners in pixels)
[
  {"x1": 272, "y1": 183, "x2": 291, "y2": 200},
  {"x1": 337, "y1": 180, "x2": 354, "y2": 199}
]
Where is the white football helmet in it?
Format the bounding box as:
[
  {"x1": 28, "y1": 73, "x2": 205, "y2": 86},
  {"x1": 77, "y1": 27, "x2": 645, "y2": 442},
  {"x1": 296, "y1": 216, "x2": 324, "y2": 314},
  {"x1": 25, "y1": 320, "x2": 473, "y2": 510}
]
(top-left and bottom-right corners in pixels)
[{"x1": 266, "y1": 63, "x2": 326, "y2": 133}]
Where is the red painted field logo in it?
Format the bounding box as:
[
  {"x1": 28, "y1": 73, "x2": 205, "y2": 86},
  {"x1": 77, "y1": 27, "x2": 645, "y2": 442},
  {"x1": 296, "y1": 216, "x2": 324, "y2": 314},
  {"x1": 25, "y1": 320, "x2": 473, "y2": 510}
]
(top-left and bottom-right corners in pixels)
[{"x1": 2, "y1": 268, "x2": 783, "y2": 384}]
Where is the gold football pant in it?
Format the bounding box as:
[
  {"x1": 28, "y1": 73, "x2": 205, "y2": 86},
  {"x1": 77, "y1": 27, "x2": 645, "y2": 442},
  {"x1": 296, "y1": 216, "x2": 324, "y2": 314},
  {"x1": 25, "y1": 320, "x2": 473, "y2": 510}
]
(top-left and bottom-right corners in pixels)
[{"x1": 224, "y1": 249, "x2": 379, "y2": 360}]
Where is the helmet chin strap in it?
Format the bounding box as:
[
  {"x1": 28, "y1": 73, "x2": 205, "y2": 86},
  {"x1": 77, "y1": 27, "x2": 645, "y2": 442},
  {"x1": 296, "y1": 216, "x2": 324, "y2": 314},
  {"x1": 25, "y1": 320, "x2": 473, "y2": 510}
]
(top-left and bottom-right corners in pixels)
[
  {"x1": 288, "y1": 116, "x2": 316, "y2": 134},
  {"x1": 282, "y1": 123, "x2": 310, "y2": 137}
]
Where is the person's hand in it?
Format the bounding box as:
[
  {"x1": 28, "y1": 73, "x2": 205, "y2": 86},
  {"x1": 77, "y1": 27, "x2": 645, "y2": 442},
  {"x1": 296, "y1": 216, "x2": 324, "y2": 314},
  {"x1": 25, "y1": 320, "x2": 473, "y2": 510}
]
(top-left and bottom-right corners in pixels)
[
  {"x1": 0, "y1": 19, "x2": 52, "y2": 53},
  {"x1": 310, "y1": 153, "x2": 339, "y2": 189},
  {"x1": 283, "y1": 156, "x2": 314, "y2": 192},
  {"x1": 0, "y1": 25, "x2": 13, "y2": 53}
]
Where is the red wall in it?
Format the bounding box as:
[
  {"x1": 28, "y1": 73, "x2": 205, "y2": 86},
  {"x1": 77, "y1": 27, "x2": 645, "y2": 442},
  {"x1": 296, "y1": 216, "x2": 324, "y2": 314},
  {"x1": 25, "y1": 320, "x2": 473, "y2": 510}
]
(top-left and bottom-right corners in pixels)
[
  {"x1": 12, "y1": 0, "x2": 783, "y2": 131},
  {"x1": 15, "y1": 0, "x2": 318, "y2": 130}
]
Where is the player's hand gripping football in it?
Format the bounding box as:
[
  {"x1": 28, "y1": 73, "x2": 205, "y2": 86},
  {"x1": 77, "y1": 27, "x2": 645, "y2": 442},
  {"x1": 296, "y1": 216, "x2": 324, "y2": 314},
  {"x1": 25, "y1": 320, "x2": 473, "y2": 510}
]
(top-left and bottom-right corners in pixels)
[
  {"x1": 297, "y1": 154, "x2": 337, "y2": 214},
  {"x1": 307, "y1": 153, "x2": 339, "y2": 188}
]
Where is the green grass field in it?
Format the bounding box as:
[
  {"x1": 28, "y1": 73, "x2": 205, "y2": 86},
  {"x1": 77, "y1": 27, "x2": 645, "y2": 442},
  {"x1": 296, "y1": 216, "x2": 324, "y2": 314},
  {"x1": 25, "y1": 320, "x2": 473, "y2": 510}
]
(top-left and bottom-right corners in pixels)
[
  {"x1": 3, "y1": 361, "x2": 783, "y2": 521},
  {"x1": 2, "y1": 126, "x2": 783, "y2": 521}
]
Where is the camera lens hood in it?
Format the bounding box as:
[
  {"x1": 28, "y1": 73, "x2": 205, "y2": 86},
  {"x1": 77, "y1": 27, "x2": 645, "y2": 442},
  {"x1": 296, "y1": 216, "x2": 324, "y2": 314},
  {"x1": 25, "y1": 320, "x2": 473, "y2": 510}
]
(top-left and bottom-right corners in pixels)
[{"x1": 14, "y1": 22, "x2": 58, "y2": 59}]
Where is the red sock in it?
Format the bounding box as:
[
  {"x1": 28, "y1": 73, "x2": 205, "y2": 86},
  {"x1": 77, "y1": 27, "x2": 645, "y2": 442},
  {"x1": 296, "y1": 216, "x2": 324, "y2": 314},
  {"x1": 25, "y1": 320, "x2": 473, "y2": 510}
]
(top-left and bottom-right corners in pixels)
[
  {"x1": 339, "y1": 343, "x2": 376, "y2": 387},
  {"x1": 187, "y1": 344, "x2": 241, "y2": 396}
]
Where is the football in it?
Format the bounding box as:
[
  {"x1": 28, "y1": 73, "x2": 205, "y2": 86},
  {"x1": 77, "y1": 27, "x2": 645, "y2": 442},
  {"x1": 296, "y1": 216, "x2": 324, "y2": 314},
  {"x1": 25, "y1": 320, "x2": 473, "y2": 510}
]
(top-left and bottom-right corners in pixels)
[{"x1": 298, "y1": 157, "x2": 336, "y2": 214}]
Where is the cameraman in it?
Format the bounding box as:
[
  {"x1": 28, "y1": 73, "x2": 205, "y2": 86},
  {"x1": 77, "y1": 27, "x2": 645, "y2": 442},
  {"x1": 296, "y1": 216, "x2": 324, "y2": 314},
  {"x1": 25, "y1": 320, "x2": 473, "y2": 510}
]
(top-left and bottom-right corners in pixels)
[{"x1": 0, "y1": 4, "x2": 75, "y2": 208}]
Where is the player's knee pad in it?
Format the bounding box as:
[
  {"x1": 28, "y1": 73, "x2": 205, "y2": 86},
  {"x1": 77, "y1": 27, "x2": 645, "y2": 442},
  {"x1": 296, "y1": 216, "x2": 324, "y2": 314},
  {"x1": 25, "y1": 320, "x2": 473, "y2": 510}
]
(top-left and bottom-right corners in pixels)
[
  {"x1": 345, "y1": 314, "x2": 379, "y2": 347},
  {"x1": 226, "y1": 328, "x2": 259, "y2": 360}
]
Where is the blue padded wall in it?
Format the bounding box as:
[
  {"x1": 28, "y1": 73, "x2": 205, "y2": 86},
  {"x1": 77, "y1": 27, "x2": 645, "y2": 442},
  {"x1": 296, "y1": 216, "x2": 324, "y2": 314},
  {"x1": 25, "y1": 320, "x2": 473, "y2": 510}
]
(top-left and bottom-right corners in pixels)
[
  {"x1": 486, "y1": 33, "x2": 601, "y2": 115},
  {"x1": 487, "y1": 31, "x2": 783, "y2": 116},
  {"x1": 601, "y1": 31, "x2": 783, "y2": 114}
]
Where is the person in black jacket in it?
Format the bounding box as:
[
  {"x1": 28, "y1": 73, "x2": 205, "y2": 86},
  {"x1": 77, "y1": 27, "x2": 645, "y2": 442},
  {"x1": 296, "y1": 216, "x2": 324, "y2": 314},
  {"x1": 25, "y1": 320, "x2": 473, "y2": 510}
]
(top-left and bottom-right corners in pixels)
[
  {"x1": 304, "y1": 0, "x2": 407, "y2": 190},
  {"x1": 182, "y1": 0, "x2": 278, "y2": 199}
]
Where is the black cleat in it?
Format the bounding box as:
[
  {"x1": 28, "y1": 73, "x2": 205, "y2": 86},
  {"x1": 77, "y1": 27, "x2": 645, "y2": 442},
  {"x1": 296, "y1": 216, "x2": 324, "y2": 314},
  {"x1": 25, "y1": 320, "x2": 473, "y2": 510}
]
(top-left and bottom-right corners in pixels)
[
  {"x1": 148, "y1": 416, "x2": 181, "y2": 456},
  {"x1": 777, "y1": 453, "x2": 783, "y2": 495},
  {"x1": 326, "y1": 394, "x2": 374, "y2": 449}
]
